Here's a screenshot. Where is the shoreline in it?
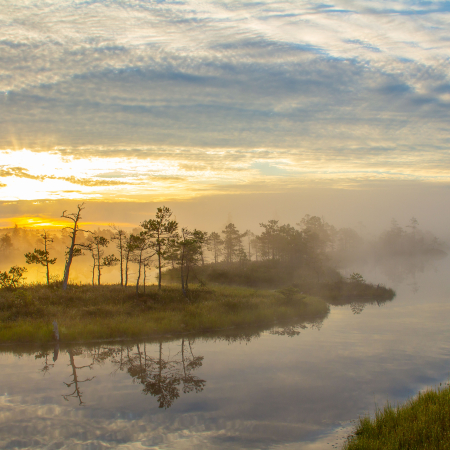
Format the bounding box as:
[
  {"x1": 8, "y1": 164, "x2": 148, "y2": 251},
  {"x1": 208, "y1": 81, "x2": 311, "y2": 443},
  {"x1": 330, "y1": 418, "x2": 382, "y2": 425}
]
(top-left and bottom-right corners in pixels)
[
  {"x1": 0, "y1": 281, "x2": 394, "y2": 344},
  {"x1": 0, "y1": 283, "x2": 330, "y2": 344}
]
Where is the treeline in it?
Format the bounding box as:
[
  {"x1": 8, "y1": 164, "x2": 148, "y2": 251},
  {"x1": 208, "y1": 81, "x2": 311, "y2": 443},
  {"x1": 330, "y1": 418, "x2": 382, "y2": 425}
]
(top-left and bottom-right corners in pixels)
[{"x1": 0, "y1": 205, "x2": 446, "y2": 292}]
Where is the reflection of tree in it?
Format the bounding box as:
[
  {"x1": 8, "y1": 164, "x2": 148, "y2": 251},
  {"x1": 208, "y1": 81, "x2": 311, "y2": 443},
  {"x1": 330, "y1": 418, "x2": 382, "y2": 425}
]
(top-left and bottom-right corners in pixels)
[
  {"x1": 350, "y1": 302, "x2": 365, "y2": 315},
  {"x1": 33, "y1": 343, "x2": 60, "y2": 375},
  {"x1": 180, "y1": 338, "x2": 205, "y2": 394},
  {"x1": 31, "y1": 341, "x2": 205, "y2": 408},
  {"x1": 34, "y1": 351, "x2": 55, "y2": 375},
  {"x1": 142, "y1": 343, "x2": 181, "y2": 408},
  {"x1": 112, "y1": 340, "x2": 205, "y2": 409},
  {"x1": 62, "y1": 348, "x2": 95, "y2": 405},
  {"x1": 270, "y1": 324, "x2": 308, "y2": 337}
]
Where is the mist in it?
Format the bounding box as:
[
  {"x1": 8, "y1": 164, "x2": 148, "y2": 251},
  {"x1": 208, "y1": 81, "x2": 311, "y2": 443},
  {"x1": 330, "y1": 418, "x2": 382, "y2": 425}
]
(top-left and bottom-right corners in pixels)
[{"x1": 0, "y1": 202, "x2": 446, "y2": 288}]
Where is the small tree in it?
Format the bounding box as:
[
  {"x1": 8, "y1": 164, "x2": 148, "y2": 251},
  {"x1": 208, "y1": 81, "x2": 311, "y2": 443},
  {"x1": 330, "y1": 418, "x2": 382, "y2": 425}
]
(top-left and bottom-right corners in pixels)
[
  {"x1": 85, "y1": 235, "x2": 119, "y2": 286},
  {"x1": 24, "y1": 231, "x2": 57, "y2": 285},
  {"x1": 259, "y1": 220, "x2": 280, "y2": 260},
  {"x1": 196, "y1": 230, "x2": 208, "y2": 266},
  {"x1": 0, "y1": 266, "x2": 27, "y2": 288},
  {"x1": 101, "y1": 254, "x2": 120, "y2": 284},
  {"x1": 130, "y1": 232, "x2": 155, "y2": 294},
  {"x1": 176, "y1": 228, "x2": 206, "y2": 298},
  {"x1": 222, "y1": 223, "x2": 245, "y2": 263},
  {"x1": 85, "y1": 235, "x2": 106, "y2": 286},
  {"x1": 141, "y1": 206, "x2": 178, "y2": 291},
  {"x1": 206, "y1": 232, "x2": 223, "y2": 263},
  {"x1": 111, "y1": 227, "x2": 127, "y2": 287},
  {"x1": 244, "y1": 230, "x2": 255, "y2": 261},
  {"x1": 123, "y1": 233, "x2": 138, "y2": 287},
  {"x1": 0, "y1": 233, "x2": 13, "y2": 252}
]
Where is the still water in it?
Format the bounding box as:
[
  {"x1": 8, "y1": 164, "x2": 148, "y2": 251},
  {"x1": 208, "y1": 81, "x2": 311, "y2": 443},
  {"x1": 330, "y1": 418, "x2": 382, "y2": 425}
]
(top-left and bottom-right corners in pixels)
[{"x1": 1, "y1": 257, "x2": 450, "y2": 449}]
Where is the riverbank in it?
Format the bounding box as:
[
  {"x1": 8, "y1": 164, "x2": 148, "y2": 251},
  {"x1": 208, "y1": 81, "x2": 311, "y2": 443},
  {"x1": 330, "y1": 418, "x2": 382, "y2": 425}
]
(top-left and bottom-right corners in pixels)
[
  {"x1": 343, "y1": 385, "x2": 450, "y2": 449},
  {"x1": 0, "y1": 283, "x2": 329, "y2": 343}
]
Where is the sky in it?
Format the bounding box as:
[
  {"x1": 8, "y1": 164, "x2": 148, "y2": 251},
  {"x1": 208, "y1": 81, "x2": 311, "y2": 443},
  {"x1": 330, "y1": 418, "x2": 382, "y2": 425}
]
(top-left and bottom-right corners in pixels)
[{"x1": 1, "y1": 0, "x2": 450, "y2": 234}]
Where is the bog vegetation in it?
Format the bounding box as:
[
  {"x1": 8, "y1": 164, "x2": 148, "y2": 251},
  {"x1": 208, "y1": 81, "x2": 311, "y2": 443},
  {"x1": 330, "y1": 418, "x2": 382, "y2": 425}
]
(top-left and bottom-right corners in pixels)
[
  {"x1": 343, "y1": 385, "x2": 450, "y2": 450},
  {"x1": 0, "y1": 283, "x2": 331, "y2": 343},
  {"x1": 1, "y1": 203, "x2": 440, "y2": 342}
]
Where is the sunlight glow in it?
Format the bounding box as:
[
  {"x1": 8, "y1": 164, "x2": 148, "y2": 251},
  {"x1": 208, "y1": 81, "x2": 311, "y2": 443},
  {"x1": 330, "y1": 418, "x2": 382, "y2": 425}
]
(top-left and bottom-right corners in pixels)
[{"x1": 1, "y1": 147, "x2": 450, "y2": 204}]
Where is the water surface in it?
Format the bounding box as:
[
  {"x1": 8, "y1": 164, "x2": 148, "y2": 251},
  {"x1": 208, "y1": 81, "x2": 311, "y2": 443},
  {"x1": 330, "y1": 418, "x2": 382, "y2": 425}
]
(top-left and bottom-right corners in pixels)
[{"x1": 1, "y1": 258, "x2": 450, "y2": 449}]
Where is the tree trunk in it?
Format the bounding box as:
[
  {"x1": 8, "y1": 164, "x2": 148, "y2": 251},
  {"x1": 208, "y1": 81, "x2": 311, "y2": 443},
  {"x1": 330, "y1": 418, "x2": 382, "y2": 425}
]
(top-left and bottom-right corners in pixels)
[
  {"x1": 136, "y1": 253, "x2": 142, "y2": 294},
  {"x1": 62, "y1": 231, "x2": 77, "y2": 290},
  {"x1": 180, "y1": 263, "x2": 186, "y2": 297},
  {"x1": 119, "y1": 241, "x2": 124, "y2": 287},
  {"x1": 44, "y1": 237, "x2": 50, "y2": 285},
  {"x1": 97, "y1": 246, "x2": 101, "y2": 286},
  {"x1": 61, "y1": 205, "x2": 84, "y2": 290},
  {"x1": 180, "y1": 260, "x2": 187, "y2": 298},
  {"x1": 125, "y1": 255, "x2": 129, "y2": 287},
  {"x1": 157, "y1": 237, "x2": 162, "y2": 291},
  {"x1": 143, "y1": 264, "x2": 146, "y2": 293}
]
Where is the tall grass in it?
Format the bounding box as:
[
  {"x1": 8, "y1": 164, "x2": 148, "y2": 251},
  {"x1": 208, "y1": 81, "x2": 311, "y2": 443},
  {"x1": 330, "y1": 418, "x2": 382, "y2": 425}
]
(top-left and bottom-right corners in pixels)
[
  {"x1": 0, "y1": 283, "x2": 329, "y2": 343},
  {"x1": 343, "y1": 385, "x2": 450, "y2": 450}
]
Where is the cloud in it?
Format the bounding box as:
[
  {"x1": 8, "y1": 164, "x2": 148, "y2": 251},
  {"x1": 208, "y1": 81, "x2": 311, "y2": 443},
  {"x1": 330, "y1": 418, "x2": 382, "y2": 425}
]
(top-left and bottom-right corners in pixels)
[
  {"x1": 60, "y1": 176, "x2": 130, "y2": 187},
  {"x1": 0, "y1": 165, "x2": 130, "y2": 186},
  {"x1": 0, "y1": 0, "x2": 449, "y2": 200},
  {"x1": 0, "y1": 166, "x2": 46, "y2": 181}
]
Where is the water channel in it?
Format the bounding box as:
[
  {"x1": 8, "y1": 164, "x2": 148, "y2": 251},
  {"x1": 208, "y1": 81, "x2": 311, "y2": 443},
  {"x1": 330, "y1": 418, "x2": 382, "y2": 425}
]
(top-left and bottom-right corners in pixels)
[{"x1": 1, "y1": 256, "x2": 450, "y2": 449}]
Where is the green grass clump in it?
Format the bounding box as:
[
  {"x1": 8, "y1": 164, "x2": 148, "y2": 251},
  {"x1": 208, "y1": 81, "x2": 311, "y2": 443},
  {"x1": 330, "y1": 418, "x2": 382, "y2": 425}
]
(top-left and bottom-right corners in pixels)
[
  {"x1": 0, "y1": 283, "x2": 329, "y2": 343},
  {"x1": 343, "y1": 386, "x2": 450, "y2": 450}
]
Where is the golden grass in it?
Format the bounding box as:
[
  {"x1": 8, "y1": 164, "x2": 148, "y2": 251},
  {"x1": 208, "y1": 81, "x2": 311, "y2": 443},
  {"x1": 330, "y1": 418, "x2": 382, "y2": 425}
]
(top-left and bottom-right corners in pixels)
[{"x1": 0, "y1": 283, "x2": 329, "y2": 343}]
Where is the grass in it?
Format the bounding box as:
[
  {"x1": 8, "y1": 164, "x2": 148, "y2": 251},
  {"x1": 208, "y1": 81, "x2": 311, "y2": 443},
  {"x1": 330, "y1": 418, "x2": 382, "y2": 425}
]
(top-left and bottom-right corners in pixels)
[
  {"x1": 343, "y1": 385, "x2": 450, "y2": 450},
  {"x1": 165, "y1": 261, "x2": 396, "y2": 304},
  {"x1": 0, "y1": 283, "x2": 329, "y2": 343}
]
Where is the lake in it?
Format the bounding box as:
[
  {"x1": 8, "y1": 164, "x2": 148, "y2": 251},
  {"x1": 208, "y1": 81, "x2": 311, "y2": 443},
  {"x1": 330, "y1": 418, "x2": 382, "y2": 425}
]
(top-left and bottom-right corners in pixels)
[{"x1": 1, "y1": 256, "x2": 450, "y2": 449}]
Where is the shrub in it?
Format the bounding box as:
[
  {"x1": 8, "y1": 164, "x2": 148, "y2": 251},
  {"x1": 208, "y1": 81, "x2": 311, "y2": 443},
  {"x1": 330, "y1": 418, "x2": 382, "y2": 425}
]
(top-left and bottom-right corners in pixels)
[{"x1": 0, "y1": 266, "x2": 28, "y2": 289}]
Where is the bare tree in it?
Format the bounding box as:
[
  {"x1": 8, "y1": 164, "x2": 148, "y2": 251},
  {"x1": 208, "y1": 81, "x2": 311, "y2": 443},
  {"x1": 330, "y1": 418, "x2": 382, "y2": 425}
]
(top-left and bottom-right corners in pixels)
[{"x1": 61, "y1": 203, "x2": 90, "y2": 290}]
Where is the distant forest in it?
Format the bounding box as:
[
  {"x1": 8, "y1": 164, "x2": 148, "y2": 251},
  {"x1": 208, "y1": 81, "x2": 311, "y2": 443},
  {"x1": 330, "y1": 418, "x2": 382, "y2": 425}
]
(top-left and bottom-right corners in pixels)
[{"x1": 0, "y1": 204, "x2": 446, "y2": 290}]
